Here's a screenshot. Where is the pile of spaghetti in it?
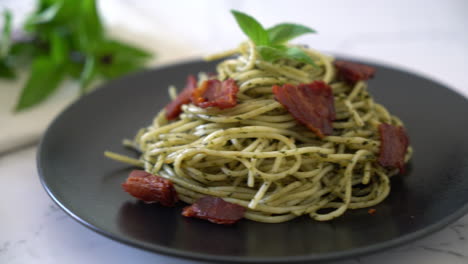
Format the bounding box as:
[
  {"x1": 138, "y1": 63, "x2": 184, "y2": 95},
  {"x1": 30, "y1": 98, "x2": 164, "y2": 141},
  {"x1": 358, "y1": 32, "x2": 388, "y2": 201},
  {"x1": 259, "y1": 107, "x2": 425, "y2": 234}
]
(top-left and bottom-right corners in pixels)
[{"x1": 106, "y1": 39, "x2": 412, "y2": 223}]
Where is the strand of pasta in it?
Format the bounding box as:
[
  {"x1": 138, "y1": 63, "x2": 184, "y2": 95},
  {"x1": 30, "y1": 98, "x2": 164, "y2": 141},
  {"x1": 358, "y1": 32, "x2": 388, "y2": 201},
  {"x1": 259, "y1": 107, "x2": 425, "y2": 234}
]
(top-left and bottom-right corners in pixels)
[{"x1": 106, "y1": 41, "x2": 412, "y2": 223}]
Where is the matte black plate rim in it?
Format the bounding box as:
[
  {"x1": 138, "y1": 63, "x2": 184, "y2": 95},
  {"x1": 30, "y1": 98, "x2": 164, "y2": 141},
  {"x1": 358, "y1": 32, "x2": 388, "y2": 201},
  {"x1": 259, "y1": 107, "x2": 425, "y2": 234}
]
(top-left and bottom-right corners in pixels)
[{"x1": 37, "y1": 58, "x2": 468, "y2": 264}]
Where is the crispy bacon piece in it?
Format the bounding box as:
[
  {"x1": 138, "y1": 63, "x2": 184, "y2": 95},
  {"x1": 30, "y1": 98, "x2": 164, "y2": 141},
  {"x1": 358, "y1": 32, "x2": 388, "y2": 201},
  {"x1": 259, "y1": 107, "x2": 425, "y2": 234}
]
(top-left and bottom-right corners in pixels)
[
  {"x1": 192, "y1": 78, "x2": 239, "y2": 109},
  {"x1": 334, "y1": 60, "x2": 376, "y2": 84},
  {"x1": 272, "y1": 81, "x2": 335, "y2": 138},
  {"x1": 122, "y1": 170, "x2": 178, "y2": 206},
  {"x1": 182, "y1": 196, "x2": 246, "y2": 225},
  {"x1": 378, "y1": 123, "x2": 410, "y2": 173},
  {"x1": 165, "y1": 75, "x2": 198, "y2": 120}
]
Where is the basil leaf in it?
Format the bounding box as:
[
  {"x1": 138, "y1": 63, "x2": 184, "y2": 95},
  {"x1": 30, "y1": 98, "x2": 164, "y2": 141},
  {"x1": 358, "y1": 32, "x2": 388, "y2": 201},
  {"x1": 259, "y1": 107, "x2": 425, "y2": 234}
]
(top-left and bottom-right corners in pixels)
[
  {"x1": 9, "y1": 42, "x2": 39, "y2": 66},
  {"x1": 256, "y1": 45, "x2": 286, "y2": 62},
  {"x1": 99, "y1": 40, "x2": 152, "y2": 59},
  {"x1": 38, "y1": 0, "x2": 61, "y2": 11},
  {"x1": 54, "y1": 0, "x2": 80, "y2": 23},
  {"x1": 0, "y1": 60, "x2": 16, "y2": 79},
  {"x1": 1, "y1": 10, "x2": 13, "y2": 57},
  {"x1": 231, "y1": 10, "x2": 269, "y2": 46},
  {"x1": 284, "y1": 47, "x2": 317, "y2": 67},
  {"x1": 230, "y1": 10, "x2": 319, "y2": 68},
  {"x1": 257, "y1": 45, "x2": 317, "y2": 68},
  {"x1": 96, "y1": 40, "x2": 152, "y2": 79},
  {"x1": 25, "y1": 2, "x2": 61, "y2": 27},
  {"x1": 77, "y1": 0, "x2": 103, "y2": 52},
  {"x1": 50, "y1": 31, "x2": 69, "y2": 64},
  {"x1": 79, "y1": 56, "x2": 96, "y2": 94},
  {"x1": 267, "y1": 23, "x2": 316, "y2": 45},
  {"x1": 15, "y1": 56, "x2": 65, "y2": 111},
  {"x1": 98, "y1": 60, "x2": 143, "y2": 79},
  {"x1": 2, "y1": 0, "x2": 152, "y2": 111}
]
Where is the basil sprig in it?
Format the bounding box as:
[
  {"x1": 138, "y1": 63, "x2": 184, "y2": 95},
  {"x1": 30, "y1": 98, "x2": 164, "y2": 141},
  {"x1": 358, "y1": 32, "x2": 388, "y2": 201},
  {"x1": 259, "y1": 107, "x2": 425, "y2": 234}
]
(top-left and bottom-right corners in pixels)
[
  {"x1": 231, "y1": 10, "x2": 317, "y2": 67},
  {"x1": 0, "y1": 0, "x2": 153, "y2": 112}
]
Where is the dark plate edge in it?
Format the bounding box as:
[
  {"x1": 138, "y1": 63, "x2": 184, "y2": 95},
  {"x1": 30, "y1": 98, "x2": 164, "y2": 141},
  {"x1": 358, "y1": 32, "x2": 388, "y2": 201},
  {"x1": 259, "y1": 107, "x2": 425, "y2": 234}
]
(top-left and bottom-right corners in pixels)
[{"x1": 36, "y1": 57, "x2": 468, "y2": 264}]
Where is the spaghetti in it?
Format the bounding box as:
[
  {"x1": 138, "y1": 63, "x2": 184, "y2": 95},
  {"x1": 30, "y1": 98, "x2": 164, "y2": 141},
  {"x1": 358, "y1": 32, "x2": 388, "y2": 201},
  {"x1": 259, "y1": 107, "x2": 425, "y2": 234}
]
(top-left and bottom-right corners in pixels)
[{"x1": 106, "y1": 41, "x2": 412, "y2": 223}]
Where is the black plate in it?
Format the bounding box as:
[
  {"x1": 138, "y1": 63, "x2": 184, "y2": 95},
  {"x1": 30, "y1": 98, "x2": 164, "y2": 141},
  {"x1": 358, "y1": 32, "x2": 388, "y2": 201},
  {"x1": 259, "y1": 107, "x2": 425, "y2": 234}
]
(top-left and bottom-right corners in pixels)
[{"x1": 38, "y1": 58, "x2": 468, "y2": 263}]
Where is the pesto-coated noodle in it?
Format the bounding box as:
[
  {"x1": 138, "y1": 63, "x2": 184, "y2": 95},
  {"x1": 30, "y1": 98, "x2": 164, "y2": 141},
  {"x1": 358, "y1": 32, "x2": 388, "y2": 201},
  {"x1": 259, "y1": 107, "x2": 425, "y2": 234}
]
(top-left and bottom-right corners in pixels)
[{"x1": 106, "y1": 41, "x2": 412, "y2": 223}]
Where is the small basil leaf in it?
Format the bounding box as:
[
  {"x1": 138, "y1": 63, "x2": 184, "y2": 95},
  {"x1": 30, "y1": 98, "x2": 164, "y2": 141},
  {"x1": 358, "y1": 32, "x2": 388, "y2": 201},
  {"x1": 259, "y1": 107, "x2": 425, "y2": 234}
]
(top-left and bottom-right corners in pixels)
[
  {"x1": 76, "y1": 0, "x2": 103, "y2": 52},
  {"x1": 15, "y1": 56, "x2": 65, "y2": 111},
  {"x1": 98, "y1": 60, "x2": 143, "y2": 79},
  {"x1": 231, "y1": 10, "x2": 269, "y2": 46},
  {"x1": 50, "y1": 31, "x2": 69, "y2": 64},
  {"x1": 267, "y1": 23, "x2": 316, "y2": 45},
  {"x1": 54, "y1": 0, "x2": 80, "y2": 23},
  {"x1": 79, "y1": 56, "x2": 96, "y2": 94},
  {"x1": 0, "y1": 59, "x2": 16, "y2": 79},
  {"x1": 256, "y1": 45, "x2": 286, "y2": 62},
  {"x1": 257, "y1": 46, "x2": 317, "y2": 68},
  {"x1": 67, "y1": 61, "x2": 84, "y2": 79},
  {"x1": 9, "y1": 42, "x2": 39, "y2": 66},
  {"x1": 25, "y1": 2, "x2": 61, "y2": 27},
  {"x1": 38, "y1": 0, "x2": 60, "y2": 11},
  {"x1": 284, "y1": 47, "x2": 317, "y2": 67},
  {"x1": 1, "y1": 10, "x2": 13, "y2": 57},
  {"x1": 99, "y1": 40, "x2": 152, "y2": 59},
  {"x1": 33, "y1": 0, "x2": 79, "y2": 26},
  {"x1": 96, "y1": 40, "x2": 152, "y2": 78}
]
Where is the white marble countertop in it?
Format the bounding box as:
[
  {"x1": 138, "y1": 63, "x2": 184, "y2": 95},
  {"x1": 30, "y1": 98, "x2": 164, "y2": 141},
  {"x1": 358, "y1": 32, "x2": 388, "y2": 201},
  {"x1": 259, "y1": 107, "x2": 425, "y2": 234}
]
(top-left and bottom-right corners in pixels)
[{"x1": 1, "y1": 0, "x2": 468, "y2": 263}]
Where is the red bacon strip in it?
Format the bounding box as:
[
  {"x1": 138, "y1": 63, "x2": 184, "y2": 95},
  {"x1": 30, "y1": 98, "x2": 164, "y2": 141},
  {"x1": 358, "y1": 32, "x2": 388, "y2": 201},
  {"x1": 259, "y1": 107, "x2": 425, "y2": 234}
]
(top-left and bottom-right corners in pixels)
[
  {"x1": 122, "y1": 170, "x2": 178, "y2": 206},
  {"x1": 334, "y1": 60, "x2": 376, "y2": 84},
  {"x1": 378, "y1": 123, "x2": 410, "y2": 173},
  {"x1": 192, "y1": 78, "x2": 239, "y2": 109},
  {"x1": 165, "y1": 75, "x2": 198, "y2": 120},
  {"x1": 272, "y1": 81, "x2": 335, "y2": 138},
  {"x1": 182, "y1": 196, "x2": 246, "y2": 225}
]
